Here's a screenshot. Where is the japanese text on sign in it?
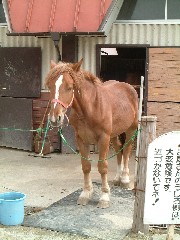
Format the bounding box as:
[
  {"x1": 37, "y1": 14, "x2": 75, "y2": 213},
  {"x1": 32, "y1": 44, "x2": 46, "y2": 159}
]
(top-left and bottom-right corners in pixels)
[{"x1": 144, "y1": 131, "x2": 180, "y2": 224}]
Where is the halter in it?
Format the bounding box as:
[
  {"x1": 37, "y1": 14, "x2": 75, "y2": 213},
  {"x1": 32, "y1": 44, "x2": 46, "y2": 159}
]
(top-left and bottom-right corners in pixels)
[{"x1": 51, "y1": 90, "x2": 74, "y2": 109}]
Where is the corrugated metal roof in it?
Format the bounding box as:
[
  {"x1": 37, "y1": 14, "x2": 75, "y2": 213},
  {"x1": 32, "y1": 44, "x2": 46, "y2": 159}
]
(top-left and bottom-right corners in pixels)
[{"x1": 5, "y1": 0, "x2": 112, "y2": 33}]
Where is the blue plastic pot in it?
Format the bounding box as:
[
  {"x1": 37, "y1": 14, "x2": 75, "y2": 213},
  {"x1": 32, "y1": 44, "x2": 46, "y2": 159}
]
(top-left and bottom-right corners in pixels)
[{"x1": 0, "y1": 192, "x2": 26, "y2": 226}]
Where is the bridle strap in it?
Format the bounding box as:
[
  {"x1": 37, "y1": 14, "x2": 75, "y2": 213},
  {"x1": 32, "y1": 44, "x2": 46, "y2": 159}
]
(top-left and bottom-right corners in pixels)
[{"x1": 51, "y1": 91, "x2": 74, "y2": 109}]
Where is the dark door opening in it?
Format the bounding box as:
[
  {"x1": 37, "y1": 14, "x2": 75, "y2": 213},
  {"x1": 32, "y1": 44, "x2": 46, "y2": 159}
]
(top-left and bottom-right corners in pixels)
[{"x1": 96, "y1": 45, "x2": 148, "y2": 115}]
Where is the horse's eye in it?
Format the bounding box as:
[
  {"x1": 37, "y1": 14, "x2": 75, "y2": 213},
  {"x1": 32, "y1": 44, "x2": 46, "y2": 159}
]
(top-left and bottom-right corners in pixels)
[{"x1": 67, "y1": 87, "x2": 73, "y2": 91}]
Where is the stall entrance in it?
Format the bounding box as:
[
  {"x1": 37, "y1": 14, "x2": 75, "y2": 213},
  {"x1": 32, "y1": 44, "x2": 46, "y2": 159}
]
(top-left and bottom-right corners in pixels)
[{"x1": 96, "y1": 45, "x2": 149, "y2": 115}]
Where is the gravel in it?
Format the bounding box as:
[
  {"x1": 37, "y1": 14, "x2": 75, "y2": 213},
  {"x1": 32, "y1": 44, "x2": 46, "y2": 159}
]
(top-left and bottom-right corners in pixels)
[{"x1": 0, "y1": 226, "x2": 99, "y2": 240}]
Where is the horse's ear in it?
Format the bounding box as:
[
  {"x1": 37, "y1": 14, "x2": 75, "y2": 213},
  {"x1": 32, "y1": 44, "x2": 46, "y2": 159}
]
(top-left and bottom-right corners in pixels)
[
  {"x1": 72, "y1": 58, "x2": 83, "y2": 72},
  {"x1": 50, "y1": 60, "x2": 57, "y2": 69}
]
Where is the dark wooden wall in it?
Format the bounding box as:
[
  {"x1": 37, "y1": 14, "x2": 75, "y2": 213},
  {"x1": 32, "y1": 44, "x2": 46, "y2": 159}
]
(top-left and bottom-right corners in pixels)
[
  {"x1": 0, "y1": 47, "x2": 41, "y2": 151},
  {"x1": 0, "y1": 97, "x2": 33, "y2": 151},
  {"x1": 0, "y1": 47, "x2": 41, "y2": 98}
]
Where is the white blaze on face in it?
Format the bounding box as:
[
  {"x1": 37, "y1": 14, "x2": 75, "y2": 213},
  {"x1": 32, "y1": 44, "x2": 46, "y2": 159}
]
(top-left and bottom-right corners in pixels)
[
  {"x1": 54, "y1": 75, "x2": 63, "y2": 109},
  {"x1": 51, "y1": 75, "x2": 63, "y2": 123}
]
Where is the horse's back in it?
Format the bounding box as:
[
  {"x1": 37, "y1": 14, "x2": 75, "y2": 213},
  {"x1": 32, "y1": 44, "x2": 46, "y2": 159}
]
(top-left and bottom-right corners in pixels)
[
  {"x1": 103, "y1": 80, "x2": 135, "y2": 91},
  {"x1": 103, "y1": 80, "x2": 138, "y2": 104}
]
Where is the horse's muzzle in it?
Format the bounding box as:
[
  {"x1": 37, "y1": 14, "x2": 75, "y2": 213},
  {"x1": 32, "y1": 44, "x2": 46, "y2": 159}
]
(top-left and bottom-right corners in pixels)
[
  {"x1": 49, "y1": 115, "x2": 63, "y2": 128},
  {"x1": 50, "y1": 121, "x2": 61, "y2": 128}
]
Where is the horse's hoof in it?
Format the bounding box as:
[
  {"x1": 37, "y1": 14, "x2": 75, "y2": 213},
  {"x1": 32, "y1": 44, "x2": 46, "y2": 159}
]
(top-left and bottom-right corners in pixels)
[
  {"x1": 113, "y1": 179, "x2": 121, "y2": 186},
  {"x1": 77, "y1": 197, "x2": 90, "y2": 206},
  {"x1": 77, "y1": 189, "x2": 93, "y2": 206},
  {"x1": 113, "y1": 175, "x2": 121, "y2": 186},
  {"x1": 97, "y1": 192, "x2": 110, "y2": 208},
  {"x1": 120, "y1": 174, "x2": 130, "y2": 189},
  {"x1": 120, "y1": 181, "x2": 130, "y2": 189},
  {"x1": 97, "y1": 200, "x2": 110, "y2": 209}
]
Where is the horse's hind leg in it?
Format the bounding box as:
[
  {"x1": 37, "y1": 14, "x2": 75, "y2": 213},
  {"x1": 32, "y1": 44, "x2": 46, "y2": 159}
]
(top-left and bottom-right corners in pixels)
[
  {"x1": 76, "y1": 136, "x2": 93, "y2": 206},
  {"x1": 111, "y1": 136, "x2": 123, "y2": 186},
  {"x1": 121, "y1": 129, "x2": 134, "y2": 188}
]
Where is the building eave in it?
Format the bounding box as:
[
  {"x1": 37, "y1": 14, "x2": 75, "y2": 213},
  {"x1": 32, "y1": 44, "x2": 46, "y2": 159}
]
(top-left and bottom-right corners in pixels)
[
  {"x1": 98, "y1": 0, "x2": 124, "y2": 35},
  {"x1": 6, "y1": 31, "x2": 106, "y2": 37}
]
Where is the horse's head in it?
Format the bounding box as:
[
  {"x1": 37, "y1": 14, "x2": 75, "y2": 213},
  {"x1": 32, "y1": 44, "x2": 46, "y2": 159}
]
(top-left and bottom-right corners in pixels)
[{"x1": 46, "y1": 59, "x2": 83, "y2": 127}]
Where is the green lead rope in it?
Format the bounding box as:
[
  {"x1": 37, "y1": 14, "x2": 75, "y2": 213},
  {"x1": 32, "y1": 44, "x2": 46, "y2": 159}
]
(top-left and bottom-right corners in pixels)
[
  {"x1": 58, "y1": 128, "x2": 141, "y2": 162},
  {"x1": 39, "y1": 119, "x2": 50, "y2": 155},
  {"x1": 0, "y1": 122, "x2": 141, "y2": 161},
  {"x1": 0, "y1": 124, "x2": 49, "y2": 156},
  {"x1": 0, "y1": 127, "x2": 36, "y2": 132},
  {"x1": 0, "y1": 127, "x2": 46, "y2": 134}
]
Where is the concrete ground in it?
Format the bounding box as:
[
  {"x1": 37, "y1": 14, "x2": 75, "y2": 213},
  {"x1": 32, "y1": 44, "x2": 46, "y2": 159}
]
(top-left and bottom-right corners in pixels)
[
  {"x1": 0, "y1": 147, "x2": 136, "y2": 240},
  {"x1": 1, "y1": 148, "x2": 179, "y2": 240},
  {"x1": 0, "y1": 147, "x2": 136, "y2": 208}
]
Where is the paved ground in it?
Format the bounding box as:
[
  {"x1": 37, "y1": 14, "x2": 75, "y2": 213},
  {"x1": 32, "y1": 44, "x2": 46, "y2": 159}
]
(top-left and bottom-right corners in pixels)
[
  {"x1": 0, "y1": 147, "x2": 136, "y2": 240},
  {"x1": 0, "y1": 147, "x2": 136, "y2": 207},
  {"x1": 0, "y1": 147, "x2": 179, "y2": 240}
]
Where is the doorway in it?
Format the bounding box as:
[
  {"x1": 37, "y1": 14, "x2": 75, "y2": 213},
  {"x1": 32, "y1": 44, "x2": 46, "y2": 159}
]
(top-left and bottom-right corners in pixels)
[{"x1": 96, "y1": 45, "x2": 149, "y2": 115}]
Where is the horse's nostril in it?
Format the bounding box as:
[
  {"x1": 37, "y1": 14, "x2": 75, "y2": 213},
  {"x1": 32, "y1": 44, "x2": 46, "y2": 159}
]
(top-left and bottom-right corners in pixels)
[{"x1": 57, "y1": 116, "x2": 61, "y2": 122}]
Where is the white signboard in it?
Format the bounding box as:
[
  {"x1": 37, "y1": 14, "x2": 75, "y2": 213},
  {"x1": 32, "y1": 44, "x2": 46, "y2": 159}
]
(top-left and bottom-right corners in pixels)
[{"x1": 144, "y1": 131, "x2": 180, "y2": 224}]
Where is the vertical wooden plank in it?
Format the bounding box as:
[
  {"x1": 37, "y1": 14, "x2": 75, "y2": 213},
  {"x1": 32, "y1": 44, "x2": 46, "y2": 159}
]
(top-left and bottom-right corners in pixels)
[{"x1": 132, "y1": 116, "x2": 157, "y2": 234}]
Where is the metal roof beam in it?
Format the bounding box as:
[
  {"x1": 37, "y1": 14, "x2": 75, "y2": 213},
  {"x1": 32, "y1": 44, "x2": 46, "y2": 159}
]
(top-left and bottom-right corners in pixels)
[
  {"x1": 99, "y1": 0, "x2": 124, "y2": 35},
  {"x1": 2, "y1": 0, "x2": 12, "y2": 32},
  {"x1": 6, "y1": 32, "x2": 106, "y2": 37}
]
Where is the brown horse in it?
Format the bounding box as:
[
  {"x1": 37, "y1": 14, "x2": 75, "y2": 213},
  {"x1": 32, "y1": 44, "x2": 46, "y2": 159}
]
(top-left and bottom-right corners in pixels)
[{"x1": 46, "y1": 59, "x2": 138, "y2": 208}]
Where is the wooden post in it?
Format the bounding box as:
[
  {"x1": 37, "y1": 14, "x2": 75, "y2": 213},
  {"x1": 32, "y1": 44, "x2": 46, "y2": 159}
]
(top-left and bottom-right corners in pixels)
[
  {"x1": 132, "y1": 116, "x2": 157, "y2": 234},
  {"x1": 166, "y1": 225, "x2": 175, "y2": 240}
]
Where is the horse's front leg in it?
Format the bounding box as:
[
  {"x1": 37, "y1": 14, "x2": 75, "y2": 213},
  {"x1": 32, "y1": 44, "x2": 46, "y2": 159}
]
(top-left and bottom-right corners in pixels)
[
  {"x1": 76, "y1": 136, "x2": 93, "y2": 206},
  {"x1": 97, "y1": 134, "x2": 110, "y2": 209}
]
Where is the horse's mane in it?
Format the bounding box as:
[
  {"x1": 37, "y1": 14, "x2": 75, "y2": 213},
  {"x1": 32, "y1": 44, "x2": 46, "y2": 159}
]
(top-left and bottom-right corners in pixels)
[{"x1": 45, "y1": 62, "x2": 102, "y2": 89}]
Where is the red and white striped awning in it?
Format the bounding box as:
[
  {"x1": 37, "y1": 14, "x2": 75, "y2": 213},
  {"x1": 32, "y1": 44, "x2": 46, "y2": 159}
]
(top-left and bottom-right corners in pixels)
[{"x1": 5, "y1": 0, "x2": 113, "y2": 33}]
